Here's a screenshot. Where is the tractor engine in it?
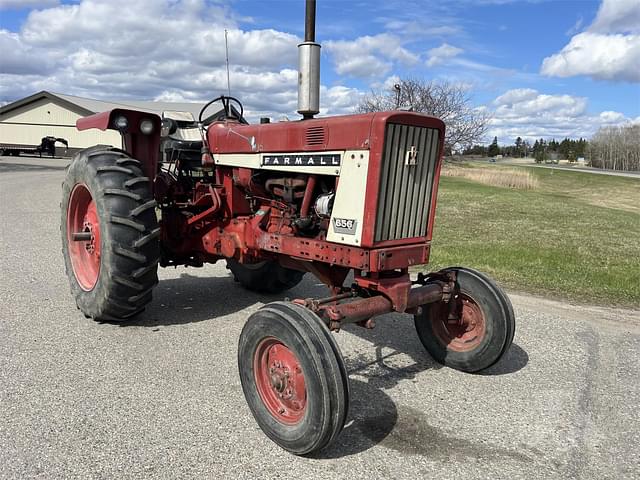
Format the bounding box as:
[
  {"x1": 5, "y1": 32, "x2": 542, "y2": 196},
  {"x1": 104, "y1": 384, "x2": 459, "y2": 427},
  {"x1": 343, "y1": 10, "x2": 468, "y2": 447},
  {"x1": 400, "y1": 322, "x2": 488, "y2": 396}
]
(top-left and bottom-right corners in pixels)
[{"x1": 153, "y1": 109, "x2": 444, "y2": 300}]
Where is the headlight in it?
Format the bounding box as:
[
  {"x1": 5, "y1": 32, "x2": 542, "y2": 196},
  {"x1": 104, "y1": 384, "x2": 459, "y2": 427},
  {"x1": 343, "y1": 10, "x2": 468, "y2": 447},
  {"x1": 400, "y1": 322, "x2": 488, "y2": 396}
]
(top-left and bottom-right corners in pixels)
[
  {"x1": 113, "y1": 115, "x2": 128, "y2": 130},
  {"x1": 140, "y1": 119, "x2": 154, "y2": 135}
]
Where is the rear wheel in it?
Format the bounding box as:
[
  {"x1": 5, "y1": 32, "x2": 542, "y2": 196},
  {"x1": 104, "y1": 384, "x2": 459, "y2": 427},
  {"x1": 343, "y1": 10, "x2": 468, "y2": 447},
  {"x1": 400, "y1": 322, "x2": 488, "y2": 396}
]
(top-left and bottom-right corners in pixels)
[
  {"x1": 414, "y1": 267, "x2": 515, "y2": 372},
  {"x1": 61, "y1": 147, "x2": 160, "y2": 321},
  {"x1": 227, "y1": 259, "x2": 304, "y2": 294},
  {"x1": 238, "y1": 302, "x2": 349, "y2": 455}
]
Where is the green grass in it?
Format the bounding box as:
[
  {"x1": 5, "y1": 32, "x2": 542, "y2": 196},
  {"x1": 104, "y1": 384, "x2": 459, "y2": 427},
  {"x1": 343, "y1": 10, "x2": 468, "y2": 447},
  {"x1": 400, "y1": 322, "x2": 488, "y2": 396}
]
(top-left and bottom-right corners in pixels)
[{"x1": 425, "y1": 166, "x2": 640, "y2": 308}]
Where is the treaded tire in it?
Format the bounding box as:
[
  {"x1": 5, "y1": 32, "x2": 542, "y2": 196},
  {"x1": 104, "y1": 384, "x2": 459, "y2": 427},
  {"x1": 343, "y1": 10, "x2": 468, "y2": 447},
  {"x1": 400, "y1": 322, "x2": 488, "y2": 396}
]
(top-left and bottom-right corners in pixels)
[
  {"x1": 227, "y1": 259, "x2": 304, "y2": 293},
  {"x1": 238, "y1": 302, "x2": 349, "y2": 455},
  {"x1": 414, "y1": 267, "x2": 515, "y2": 373},
  {"x1": 61, "y1": 146, "x2": 160, "y2": 321}
]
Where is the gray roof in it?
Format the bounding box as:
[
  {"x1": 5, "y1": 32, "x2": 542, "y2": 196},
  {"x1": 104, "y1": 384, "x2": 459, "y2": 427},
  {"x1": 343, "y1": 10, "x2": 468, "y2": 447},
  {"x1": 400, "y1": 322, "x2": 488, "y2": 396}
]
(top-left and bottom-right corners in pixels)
[
  {"x1": 52, "y1": 92, "x2": 207, "y2": 118},
  {"x1": 0, "y1": 90, "x2": 207, "y2": 119}
]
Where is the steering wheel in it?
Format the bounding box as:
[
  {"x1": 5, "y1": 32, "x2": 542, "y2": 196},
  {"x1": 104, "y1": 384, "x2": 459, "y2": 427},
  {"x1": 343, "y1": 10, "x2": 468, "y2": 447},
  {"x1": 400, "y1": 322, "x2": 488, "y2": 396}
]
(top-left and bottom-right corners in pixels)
[{"x1": 198, "y1": 95, "x2": 245, "y2": 124}]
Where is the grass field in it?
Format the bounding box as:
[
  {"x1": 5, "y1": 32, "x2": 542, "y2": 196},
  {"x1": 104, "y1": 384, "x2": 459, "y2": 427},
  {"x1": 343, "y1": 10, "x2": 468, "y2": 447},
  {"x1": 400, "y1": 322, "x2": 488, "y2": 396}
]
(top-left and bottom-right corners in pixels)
[{"x1": 426, "y1": 164, "x2": 640, "y2": 308}]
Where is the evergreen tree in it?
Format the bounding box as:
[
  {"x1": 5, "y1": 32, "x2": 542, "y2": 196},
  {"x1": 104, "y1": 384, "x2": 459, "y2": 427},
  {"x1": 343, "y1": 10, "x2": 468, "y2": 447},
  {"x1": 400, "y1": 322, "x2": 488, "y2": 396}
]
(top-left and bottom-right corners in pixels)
[
  {"x1": 534, "y1": 140, "x2": 547, "y2": 164},
  {"x1": 515, "y1": 137, "x2": 523, "y2": 157},
  {"x1": 487, "y1": 136, "x2": 500, "y2": 157}
]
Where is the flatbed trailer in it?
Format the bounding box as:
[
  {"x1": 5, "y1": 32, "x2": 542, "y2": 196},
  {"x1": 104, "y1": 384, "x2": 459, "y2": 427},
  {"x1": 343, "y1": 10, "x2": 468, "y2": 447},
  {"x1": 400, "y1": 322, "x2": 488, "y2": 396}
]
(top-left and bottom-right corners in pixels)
[
  {"x1": 0, "y1": 137, "x2": 68, "y2": 157},
  {"x1": 0, "y1": 143, "x2": 40, "y2": 156}
]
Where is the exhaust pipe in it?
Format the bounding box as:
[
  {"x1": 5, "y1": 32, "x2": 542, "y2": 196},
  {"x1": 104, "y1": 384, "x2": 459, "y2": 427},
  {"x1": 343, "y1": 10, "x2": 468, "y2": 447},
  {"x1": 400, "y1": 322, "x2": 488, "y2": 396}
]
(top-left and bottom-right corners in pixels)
[{"x1": 297, "y1": 0, "x2": 320, "y2": 119}]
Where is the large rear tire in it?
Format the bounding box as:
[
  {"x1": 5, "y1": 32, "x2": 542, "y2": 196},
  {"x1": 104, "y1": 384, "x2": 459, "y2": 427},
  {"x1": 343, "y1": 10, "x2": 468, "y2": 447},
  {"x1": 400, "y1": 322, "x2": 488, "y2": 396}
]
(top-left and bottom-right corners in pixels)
[
  {"x1": 61, "y1": 147, "x2": 160, "y2": 321},
  {"x1": 238, "y1": 302, "x2": 349, "y2": 455},
  {"x1": 414, "y1": 267, "x2": 515, "y2": 373},
  {"x1": 227, "y1": 259, "x2": 304, "y2": 294}
]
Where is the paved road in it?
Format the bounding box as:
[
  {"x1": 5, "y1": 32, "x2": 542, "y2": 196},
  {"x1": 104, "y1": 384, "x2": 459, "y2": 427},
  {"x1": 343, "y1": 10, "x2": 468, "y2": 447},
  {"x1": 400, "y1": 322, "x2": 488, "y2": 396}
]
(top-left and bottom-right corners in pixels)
[
  {"x1": 499, "y1": 158, "x2": 640, "y2": 179},
  {"x1": 1, "y1": 156, "x2": 639, "y2": 479}
]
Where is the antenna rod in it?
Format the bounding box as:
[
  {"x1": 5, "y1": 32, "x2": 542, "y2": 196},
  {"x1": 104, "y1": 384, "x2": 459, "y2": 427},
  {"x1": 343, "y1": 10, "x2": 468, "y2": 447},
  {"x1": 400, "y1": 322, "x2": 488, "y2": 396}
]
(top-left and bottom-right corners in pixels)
[{"x1": 224, "y1": 29, "x2": 231, "y2": 98}]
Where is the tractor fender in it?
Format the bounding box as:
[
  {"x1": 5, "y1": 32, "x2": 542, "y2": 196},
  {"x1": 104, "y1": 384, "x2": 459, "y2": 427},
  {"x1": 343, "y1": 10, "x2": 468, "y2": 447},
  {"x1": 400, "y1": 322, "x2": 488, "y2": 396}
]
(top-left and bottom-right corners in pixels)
[{"x1": 77, "y1": 108, "x2": 161, "y2": 179}]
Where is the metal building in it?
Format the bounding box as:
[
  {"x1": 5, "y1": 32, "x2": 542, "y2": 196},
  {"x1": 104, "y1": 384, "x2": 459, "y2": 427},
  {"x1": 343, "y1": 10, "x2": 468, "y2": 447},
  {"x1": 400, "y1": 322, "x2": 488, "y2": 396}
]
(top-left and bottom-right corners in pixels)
[{"x1": 0, "y1": 91, "x2": 205, "y2": 156}]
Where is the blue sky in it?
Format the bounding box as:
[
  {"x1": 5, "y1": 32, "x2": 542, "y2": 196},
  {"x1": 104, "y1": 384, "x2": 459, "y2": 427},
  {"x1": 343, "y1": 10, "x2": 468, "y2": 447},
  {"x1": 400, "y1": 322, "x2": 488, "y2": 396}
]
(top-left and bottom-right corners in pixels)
[{"x1": 1, "y1": 0, "x2": 638, "y2": 144}]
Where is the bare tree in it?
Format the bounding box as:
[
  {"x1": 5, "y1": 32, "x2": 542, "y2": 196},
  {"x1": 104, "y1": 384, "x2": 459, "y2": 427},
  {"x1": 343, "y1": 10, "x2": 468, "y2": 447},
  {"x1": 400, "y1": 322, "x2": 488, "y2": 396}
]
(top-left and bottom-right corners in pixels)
[
  {"x1": 356, "y1": 78, "x2": 490, "y2": 152},
  {"x1": 588, "y1": 124, "x2": 640, "y2": 172}
]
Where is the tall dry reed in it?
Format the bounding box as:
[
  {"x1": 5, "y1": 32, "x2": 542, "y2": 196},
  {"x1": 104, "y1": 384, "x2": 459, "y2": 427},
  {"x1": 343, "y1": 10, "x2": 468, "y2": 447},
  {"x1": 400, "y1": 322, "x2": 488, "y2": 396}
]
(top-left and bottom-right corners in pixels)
[{"x1": 442, "y1": 165, "x2": 539, "y2": 190}]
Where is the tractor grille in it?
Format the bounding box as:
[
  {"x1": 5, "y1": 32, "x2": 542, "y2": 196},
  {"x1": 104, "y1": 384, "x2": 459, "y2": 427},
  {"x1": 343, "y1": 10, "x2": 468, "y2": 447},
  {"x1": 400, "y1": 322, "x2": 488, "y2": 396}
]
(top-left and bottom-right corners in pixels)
[{"x1": 374, "y1": 123, "x2": 440, "y2": 242}]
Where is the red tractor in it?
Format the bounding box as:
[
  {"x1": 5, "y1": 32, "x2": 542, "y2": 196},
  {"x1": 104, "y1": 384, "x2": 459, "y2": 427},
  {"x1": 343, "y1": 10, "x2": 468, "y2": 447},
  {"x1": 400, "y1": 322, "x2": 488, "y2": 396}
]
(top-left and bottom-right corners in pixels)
[{"x1": 60, "y1": 1, "x2": 514, "y2": 455}]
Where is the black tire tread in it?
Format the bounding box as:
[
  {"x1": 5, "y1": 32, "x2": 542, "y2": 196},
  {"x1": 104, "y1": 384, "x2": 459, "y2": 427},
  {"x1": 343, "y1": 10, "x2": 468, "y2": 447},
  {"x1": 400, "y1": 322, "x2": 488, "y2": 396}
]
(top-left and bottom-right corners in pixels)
[
  {"x1": 134, "y1": 228, "x2": 161, "y2": 248},
  {"x1": 113, "y1": 245, "x2": 147, "y2": 263},
  {"x1": 124, "y1": 177, "x2": 150, "y2": 188},
  {"x1": 96, "y1": 165, "x2": 134, "y2": 175},
  {"x1": 130, "y1": 200, "x2": 157, "y2": 217},
  {"x1": 104, "y1": 188, "x2": 142, "y2": 201},
  {"x1": 112, "y1": 274, "x2": 145, "y2": 290},
  {"x1": 61, "y1": 147, "x2": 160, "y2": 322},
  {"x1": 110, "y1": 215, "x2": 146, "y2": 232},
  {"x1": 116, "y1": 158, "x2": 141, "y2": 167}
]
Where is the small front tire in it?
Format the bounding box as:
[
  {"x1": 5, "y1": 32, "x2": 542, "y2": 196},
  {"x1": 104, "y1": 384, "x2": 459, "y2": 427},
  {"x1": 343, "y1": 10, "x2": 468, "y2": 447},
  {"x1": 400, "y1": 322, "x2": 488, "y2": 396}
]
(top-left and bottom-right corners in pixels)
[
  {"x1": 414, "y1": 267, "x2": 515, "y2": 373},
  {"x1": 238, "y1": 302, "x2": 349, "y2": 455}
]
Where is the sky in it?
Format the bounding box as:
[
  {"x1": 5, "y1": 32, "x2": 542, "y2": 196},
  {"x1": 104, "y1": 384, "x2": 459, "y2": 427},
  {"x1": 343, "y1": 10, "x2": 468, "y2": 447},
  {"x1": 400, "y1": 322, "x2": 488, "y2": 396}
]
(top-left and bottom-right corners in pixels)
[{"x1": 0, "y1": 0, "x2": 639, "y2": 145}]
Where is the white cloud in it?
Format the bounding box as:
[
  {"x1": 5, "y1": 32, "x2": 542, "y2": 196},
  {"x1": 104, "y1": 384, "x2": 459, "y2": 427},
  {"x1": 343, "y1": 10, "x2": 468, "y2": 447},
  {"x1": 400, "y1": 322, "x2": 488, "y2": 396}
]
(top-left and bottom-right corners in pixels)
[
  {"x1": 325, "y1": 33, "x2": 418, "y2": 78},
  {"x1": 0, "y1": 0, "x2": 342, "y2": 120},
  {"x1": 541, "y1": 32, "x2": 640, "y2": 82},
  {"x1": 0, "y1": 0, "x2": 366, "y2": 120},
  {"x1": 0, "y1": 0, "x2": 58, "y2": 9},
  {"x1": 426, "y1": 43, "x2": 463, "y2": 67},
  {"x1": 589, "y1": 0, "x2": 640, "y2": 34},
  {"x1": 541, "y1": 0, "x2": 640, "y2": 82},
  {"x1": 371, "y1": 75, "x2": 401, "y2": 91},
  {"x1": 0, "y1": 29, "x2": 54, "y2": 75},
  {"x1": 598, "y1": 110, "x2": 626, "y2": 123},
  {"x1": 319, "y1": 85, "x2": 364, "y2": 116},
  {"x1": 487, "y1": 88, "x2": 634, "y2": 141},
  {"x1": 493, "y1": 88, "x2": 538, "y2": 106}
]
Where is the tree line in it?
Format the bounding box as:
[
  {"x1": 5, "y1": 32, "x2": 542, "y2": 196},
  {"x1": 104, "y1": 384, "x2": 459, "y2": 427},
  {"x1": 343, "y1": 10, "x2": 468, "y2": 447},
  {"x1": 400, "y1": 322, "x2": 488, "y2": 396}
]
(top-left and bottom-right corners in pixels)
[
  {"x1": 463, "y1": 136, "x2": 588, "y2": 163},
  {"x1": 458, "y1": 128, "x2": 639, "y2": 172},
  {"x1": 588, "y1": 124, "x2": 640, "y2": 172}
]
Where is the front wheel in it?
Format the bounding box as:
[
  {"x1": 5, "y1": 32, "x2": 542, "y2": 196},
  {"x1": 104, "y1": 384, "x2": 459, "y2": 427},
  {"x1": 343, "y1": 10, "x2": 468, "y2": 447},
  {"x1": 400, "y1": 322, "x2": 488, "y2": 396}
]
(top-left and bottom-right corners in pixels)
[
  {"x1": 238, "y1": 302, "x2": 349, "y2": 455},
  {"x1": 414, "y1": 267, "x2": 515, "y2": 373}
]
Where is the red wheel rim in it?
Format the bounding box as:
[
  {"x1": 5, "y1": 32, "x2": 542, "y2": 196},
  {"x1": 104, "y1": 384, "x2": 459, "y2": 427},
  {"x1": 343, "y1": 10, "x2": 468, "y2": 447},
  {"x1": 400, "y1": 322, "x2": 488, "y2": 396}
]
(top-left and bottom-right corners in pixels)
[
  {"x1": 254, "y1": 337, "x2": 307, "y2": 425},
  {"x1": 66, "y1": 184, "x2": 101, "y2": 291},
  {"x1": 431, "y1": 293, "x2": 486, "y2": 352}
]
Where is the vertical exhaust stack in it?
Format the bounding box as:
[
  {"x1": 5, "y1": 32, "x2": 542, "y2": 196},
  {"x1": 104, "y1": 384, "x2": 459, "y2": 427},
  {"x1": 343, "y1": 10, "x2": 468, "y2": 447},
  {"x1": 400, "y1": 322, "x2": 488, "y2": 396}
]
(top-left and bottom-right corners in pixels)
[{"x1": 298, "y1": 0, "x2": 320, "y2": 119}]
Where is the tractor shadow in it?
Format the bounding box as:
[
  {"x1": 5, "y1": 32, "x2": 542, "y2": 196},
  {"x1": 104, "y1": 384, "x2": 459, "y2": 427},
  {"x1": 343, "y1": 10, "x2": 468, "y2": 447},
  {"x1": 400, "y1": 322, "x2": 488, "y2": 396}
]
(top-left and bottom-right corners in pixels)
[
  {"x1": 313, "y1": 310, "x2": 528, "y2": 458},
  {"x1": 116, "y1": 271, "x2": 528, "y2": 458},
  {"x1": 114, "y1": 271, "x2": 324, "y2": 327},
  {"x1": 315, "y1": 319, "x2": 528, "y2": 458}
]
